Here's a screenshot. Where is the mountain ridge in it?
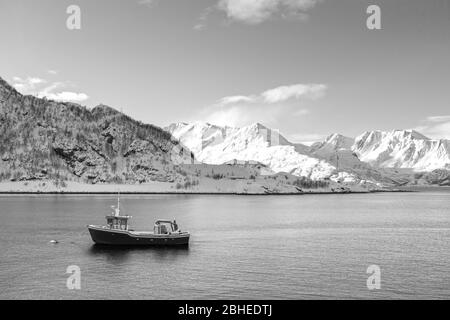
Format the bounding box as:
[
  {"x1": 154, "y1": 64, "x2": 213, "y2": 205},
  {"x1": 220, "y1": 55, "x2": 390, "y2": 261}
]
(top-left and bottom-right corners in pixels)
[
  {"x1": 2, "y1": 74, "x2": 449, "y2": 190},
  {"x1": 0, "y1": 76, "x2": 195, "y2": 184},
  {"x1": 2, "y1": 76, "x2": 354, "y2": 194},
  {"x1": 353, "y1": 129, "x2": 449, "y2": 171},
  {"x1": 167, "y1": 122, "x2": 450, "y2": 186}
]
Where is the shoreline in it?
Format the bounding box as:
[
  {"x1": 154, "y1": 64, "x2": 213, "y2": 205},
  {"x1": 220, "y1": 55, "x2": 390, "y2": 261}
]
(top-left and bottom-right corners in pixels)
[
  {"x1": 0, "y1": 180, "x2": 428, "y2": 196},
  {"x1": 0, "y1": 189, "x2": 413, "y2": 195}
]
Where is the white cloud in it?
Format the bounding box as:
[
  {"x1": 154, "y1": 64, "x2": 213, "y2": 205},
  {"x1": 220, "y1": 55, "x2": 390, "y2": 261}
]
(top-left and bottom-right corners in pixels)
[
  {"x1": 204, "y1": 104, "x2": 270, "y2": 127},
  {"x1": 194, "y1": 24, "x2": 206, "y2": 31},
  {"x1": 138, "y1": 0, "x2": 158, "y2": 8},
  {"x1": 262, "y1": 83, "x2": 326, "y2": 103},
  {"x1": 219, "y1": 0, "x2": 278, "y2": 24},
  {"x1": 12, "y1": 76, "x2": 47, "y2": 93},
  {"x1": 216, "y1": 83, "x2": 326, "y2": 106},
  {"x1": 47, "y1": 70, "x2": 58, "y2": 75},
  {"x1": 11, "y1": 76, "x2": 89, "y2": 103},
  {"x1": 217, "y1": 0, "x2": 322, "y2": 24},
  {"x1": 196, "y1": 82, "x2": 326, "y2": 127},
  {"x1": 426, "y1": 115, "x2": 450, "y2": 123},
  {"x1": 194, "y1": 6, "x2": 214, "y2": 31},
  {"x1": 39, "y1": 91, "x2": 89, "y2": 102},
  {"x1": 218, "y1": 95, "x2": 257, "y2": 105},
  {"x1": 292, "y1": 108, "x2": 309, "y2": 116},
  {"x1": 413, "y1": 115, "x2": 450, "y2": 140},
  {"x1": 28, "y1": 77, "x2": 46, "y2": 85}
]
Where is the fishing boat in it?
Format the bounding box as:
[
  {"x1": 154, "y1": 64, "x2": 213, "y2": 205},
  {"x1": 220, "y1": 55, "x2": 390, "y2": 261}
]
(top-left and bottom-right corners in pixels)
[{"x1": 87, "y1": 195, "x2": 190, "y2": 246}]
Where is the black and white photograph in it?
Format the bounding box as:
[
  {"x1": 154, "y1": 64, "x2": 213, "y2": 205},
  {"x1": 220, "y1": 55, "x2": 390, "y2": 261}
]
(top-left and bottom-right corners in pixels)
[{"x1": 0, "y1": 0, "x2": 449, "y2": 305}]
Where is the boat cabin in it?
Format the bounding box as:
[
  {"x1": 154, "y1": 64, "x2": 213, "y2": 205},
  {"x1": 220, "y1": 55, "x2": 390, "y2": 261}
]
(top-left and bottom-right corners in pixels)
[
  {"x1": 105, "y1": 202, "x2": 131, "y2": 231},
  {"x1": 106, "y1": 215, "x2": 131, "y2": 230},
  {"x1": 154, "y1": 219, "x2": 179, "y2": 235}
]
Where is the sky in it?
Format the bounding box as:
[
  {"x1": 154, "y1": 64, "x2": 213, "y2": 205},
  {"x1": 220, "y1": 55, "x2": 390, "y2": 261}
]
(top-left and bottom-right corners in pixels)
[{"x1": 0, "y1": 0, "x2": 449, "y2": 143}]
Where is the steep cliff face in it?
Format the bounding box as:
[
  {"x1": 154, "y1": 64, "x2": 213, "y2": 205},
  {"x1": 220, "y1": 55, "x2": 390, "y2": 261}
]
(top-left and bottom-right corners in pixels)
[{"x1": 0, "y1": 77, "x2": 194, "y2": 184}]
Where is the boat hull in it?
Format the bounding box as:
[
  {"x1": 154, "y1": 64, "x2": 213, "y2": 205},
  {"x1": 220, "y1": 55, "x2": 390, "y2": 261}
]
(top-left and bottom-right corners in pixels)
[{"x1": 88, "y1": 226, "x2": 190, "y2": 246}]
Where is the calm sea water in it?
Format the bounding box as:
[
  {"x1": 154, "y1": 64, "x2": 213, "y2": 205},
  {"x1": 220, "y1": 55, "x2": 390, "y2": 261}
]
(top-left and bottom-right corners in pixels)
[{"x1": 0, "y1": 191, "x2": 449, "y2": 300}]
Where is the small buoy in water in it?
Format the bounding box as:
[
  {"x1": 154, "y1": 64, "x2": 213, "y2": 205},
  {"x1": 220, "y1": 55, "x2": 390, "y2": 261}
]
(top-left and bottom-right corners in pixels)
[{"x1": 50, "y1": 240, "x2": 58, "y2": 244}]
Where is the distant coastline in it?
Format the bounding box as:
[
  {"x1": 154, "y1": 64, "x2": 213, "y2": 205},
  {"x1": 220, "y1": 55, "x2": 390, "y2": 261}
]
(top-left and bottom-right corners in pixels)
[
  {"x1": 0, "y1": 180, "x2": 412, "y2": 195},
  {"x1": 0, "y1": 190, "x2": 410, "y2": 195}
]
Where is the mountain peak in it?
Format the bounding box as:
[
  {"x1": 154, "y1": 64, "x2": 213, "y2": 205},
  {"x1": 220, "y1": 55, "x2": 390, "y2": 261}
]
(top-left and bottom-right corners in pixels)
[
  {"x1": 393, "y1": 129, "x2": 430, "y2": 140},
  {"x1": 361, "y1": 129, "x2": 430, "y2": 140},
  {"x1": 249, "y1": 122, "x2": 268, "y2": 129},
  {"x1": 0, "y1": 77, "x2": 19, "y2": 99},
  {"x1": 91, "y1": 104, "x2": 120, "y2": 116},
  {"x1": 353, "y1": 128, "x2": 448, "y2": 171},
  {"x1": 324, "y1": 133, "x2": 354, "y2": 147},
  {"x1": 309, "y1": 133, "x2": 354, "y2": 154}
]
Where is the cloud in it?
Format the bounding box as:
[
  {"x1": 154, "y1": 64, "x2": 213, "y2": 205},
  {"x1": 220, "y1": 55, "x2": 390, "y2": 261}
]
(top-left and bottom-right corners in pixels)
[
  {"x1": 218, "y1": 95, "x2": 257, "y2": 105},
  {"x1": 426, "y1": 115, "x2": 450, "y2": 123},
  {"x1": 11, "y1": 76, "x2": 89, "y2": 103},
  {"x1": 137, "y1": 0, "x2": 159, "y2": 8},
  {"x1": 262, "y1": 83, "x2": 326, "y2": 103},
  {"x1": 47, "y1": 70, "x2": 58, "y2": 75},
  {"x1": 413, "y1": 115, "x2": 450, "y2": 140},
  {"x1": 204, "y1": 104, "x2": 268, "y2": 127},
  {"x1": 292, "y1": 108, "x2": 309, "y2": 116},
  {"x1": 40, "y1": 92, "x2": 89, "y2": 102},
  {"x1": 217, "y1": 0, "x2": 322, "y2": 24},
  {"x1": 193, "y1": 24, "x2": 206, "y2": 31},
  {"x1": 194, "y1": 6, "x2": 215, "y2": 31},
  {"x1": 217, "y1": 83, "x2": 326, "y2": 106},
  {"x1": 197, "y1": 83, "x2": 326, "y2": 127},
  {"x1": 11, "y1": 77, "x2": 47, "y2": 93},
  {"x1": 138, "y1": 0, "x2": 158, "y2": 8}
]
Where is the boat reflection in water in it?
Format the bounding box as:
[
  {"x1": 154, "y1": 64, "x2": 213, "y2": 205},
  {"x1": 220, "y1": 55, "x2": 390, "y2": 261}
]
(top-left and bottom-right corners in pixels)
[{"x1": 87, "y1": 195, "x2": 190, "y2": 247}]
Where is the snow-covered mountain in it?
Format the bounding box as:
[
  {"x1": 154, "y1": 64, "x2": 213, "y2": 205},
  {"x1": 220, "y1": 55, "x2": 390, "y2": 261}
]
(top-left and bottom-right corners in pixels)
[
  {"x1": 167, "y1": 123, "x2": 450, "y2": 185},
  {"x1": 166, "y1": 122, "x2": 337, "y2": 180},
  {"x1": 353, "y1": 130, "x2": 450, "y2": 171},
  {"x1": 165, "y1": 122, "x2": 239, "y2": 157},
  {"x1": 309, "y1": 133, "x2": 365, "y2": 170},
  {"x1": 312, "y1": 133, "x2": 354, "y2": 151}
]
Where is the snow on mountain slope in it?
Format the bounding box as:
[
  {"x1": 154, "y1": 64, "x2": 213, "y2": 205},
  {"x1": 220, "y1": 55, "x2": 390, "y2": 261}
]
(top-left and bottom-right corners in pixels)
[
  {"x1": 167, "y1": 122, "x2": 336, "y2": 180},
  {"x1": 165, "y1": 122, "x2": 238, "y2": 156},
  {"x1": 352, "y1": 130, "x2": 450, "y2": 171},
  {"x1": 309, "y1": 134, "x2": 363, "y2": 169},
  {"x1": 312, "y1": 133, "x2": 354, "y2": 151}
]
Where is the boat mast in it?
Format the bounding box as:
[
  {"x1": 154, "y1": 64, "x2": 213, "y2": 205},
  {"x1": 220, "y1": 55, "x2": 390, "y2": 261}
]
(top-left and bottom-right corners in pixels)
[{"x1": 117, "y1": 191, "x2": 120, "y2": 214}]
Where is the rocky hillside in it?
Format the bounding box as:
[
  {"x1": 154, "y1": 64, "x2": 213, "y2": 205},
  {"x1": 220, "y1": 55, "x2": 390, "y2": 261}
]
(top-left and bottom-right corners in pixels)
[{"x1": 0, "y1": 77, "x2": 194, "y2": 184}]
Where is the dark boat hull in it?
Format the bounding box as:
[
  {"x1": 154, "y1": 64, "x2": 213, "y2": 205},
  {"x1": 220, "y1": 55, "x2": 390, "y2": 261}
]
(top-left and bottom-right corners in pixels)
[{"x1": 88, "y1": 226, "x2": 190, "y2": 246}]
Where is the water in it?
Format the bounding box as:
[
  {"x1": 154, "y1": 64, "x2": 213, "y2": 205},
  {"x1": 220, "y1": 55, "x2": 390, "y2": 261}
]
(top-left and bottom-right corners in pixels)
[{"x1": 0, "y1": 191, "x2": 449, "y2": 299}]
